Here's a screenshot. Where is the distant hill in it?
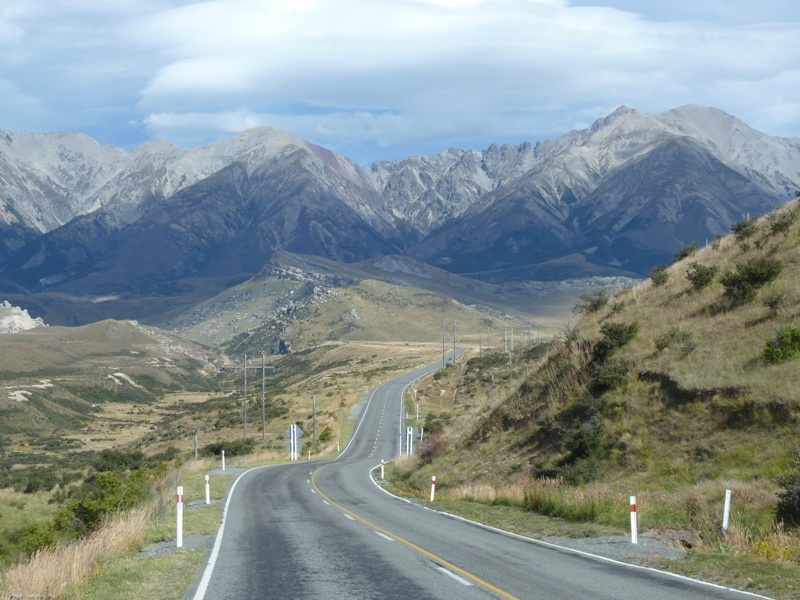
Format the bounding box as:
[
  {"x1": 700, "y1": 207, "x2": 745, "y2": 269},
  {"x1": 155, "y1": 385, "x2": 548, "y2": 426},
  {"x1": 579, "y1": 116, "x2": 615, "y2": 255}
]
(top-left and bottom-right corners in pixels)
[{"x1": 0, "y1": 320, "x2": 219, "y2": 456}]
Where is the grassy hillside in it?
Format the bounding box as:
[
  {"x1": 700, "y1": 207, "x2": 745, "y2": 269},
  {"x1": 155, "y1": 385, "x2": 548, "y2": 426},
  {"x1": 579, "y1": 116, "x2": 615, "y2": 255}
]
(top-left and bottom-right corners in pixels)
[
  {"x1": 393, "y1": 198, "x2": 800, "y2": 597},
  {"x1": 0, "y1": 320, "x2": 220, "y2": 458},
  {"x1": 221, "y1": 277, "x2": 531, "y2": 355}
]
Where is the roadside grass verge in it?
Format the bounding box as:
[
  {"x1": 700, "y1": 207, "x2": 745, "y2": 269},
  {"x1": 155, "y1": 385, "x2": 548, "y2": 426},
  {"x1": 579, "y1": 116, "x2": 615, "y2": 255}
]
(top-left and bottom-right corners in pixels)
[
  {"x1": 386, "y1": 461, "x2": 800, "y2": 599},
  {"x1": 0, "y1": 458, "x2": 237, "y2": 600},
  {"x1": 0, "y1": 507, "x2": 151, "y2": 600}
]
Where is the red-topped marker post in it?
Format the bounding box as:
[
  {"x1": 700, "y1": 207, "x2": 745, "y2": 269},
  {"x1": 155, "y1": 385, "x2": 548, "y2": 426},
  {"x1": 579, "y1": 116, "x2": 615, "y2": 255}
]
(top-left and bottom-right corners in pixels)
[{"x1": 177, "y1": 486, "x2": 184, "y2": 548}]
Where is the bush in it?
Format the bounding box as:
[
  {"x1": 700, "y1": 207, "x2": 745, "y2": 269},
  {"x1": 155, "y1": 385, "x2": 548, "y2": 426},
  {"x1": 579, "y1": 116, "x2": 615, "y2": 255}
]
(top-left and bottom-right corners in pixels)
[
  {"x1": 559, "y1": 422, "x2": 610, "y2": 484},
  {"x1": 763, "y1": 326, "x2": 800, "y2": 364},
  {"x1": 673, "y1": 242, "x2": 699, "y2": 263},
  {"x1": 201, "y1": 438, "x2": 255, "y2": 457},
  {"x1": 648, "y1": 264, "x2": 669, "y2": 286},
  {"x1": 590, "y1": 359, "x2": 632, "y2": 394},
  {"x1": 777, "y1": 468, "x2": 800, "y2": 527},
  {"x1": 93, "y1": 449, "x2": 145, "y2": 473},
  {"x1": 594, "y1": 322, "x2": 639, "y2": 362},
  {"x1": 418, "y1": 434, "x2": 447, "y2": 465},
  {"x1": 720, "y1": 257, "x2": 782, "y2": 307},
  {"x1": 730, "y1": 216, "x2": 759, "y2": 240},
  {"x1": 769, "y1": 210, "x2": 796, "y2": 235},
  {"x1": 686, "y1": 262, "x2": 718, "y2": 291},
  {"x1": 318, "y1": 425, "x2": 333, "y2": 443},
  {"x1": 572, "y1": 290, "x2": 609, "y2": 315}
]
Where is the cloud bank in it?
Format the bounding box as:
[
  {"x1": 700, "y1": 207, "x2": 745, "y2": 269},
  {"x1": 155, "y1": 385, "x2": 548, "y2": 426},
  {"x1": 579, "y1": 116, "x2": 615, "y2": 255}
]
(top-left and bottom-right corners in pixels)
[{"x1": 1, "y1": 0, "x2": 799, "y2": 163}]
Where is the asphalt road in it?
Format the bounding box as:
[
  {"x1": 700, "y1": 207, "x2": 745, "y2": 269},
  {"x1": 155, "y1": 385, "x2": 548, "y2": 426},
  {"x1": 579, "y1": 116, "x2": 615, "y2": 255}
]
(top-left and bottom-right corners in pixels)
[{"x1": 188, "y1": 355, "x2": 770, "y2": 600}]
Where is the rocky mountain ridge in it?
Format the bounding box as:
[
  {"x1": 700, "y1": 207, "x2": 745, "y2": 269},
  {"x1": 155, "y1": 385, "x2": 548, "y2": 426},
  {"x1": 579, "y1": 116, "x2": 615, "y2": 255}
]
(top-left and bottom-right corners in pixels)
[{"x1": 0, "y1": 105, "x2": 797, "y2": 313}]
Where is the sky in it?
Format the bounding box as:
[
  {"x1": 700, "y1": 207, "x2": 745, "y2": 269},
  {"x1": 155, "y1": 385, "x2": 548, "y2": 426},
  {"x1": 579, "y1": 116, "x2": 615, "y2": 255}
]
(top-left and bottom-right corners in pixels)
[{"x1": 1, "y1": 0, "x2": 799, "y2": 165}]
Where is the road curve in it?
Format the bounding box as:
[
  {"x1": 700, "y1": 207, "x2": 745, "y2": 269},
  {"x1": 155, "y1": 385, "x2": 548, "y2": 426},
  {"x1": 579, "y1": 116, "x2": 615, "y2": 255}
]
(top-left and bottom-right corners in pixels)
[{"x1": 188, "y1": 355, "x2": 770, "y2": 600}]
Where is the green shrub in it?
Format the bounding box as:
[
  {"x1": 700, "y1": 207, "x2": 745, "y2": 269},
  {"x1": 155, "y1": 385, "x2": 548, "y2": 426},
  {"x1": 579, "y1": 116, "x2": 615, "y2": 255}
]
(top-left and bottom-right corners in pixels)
[
  {"x1": 572, "y1": 290, "x2": 609, "y2": 315},
  {"x1": 720, "y1": 257, "x2": 782, "y2": 307},
  {"x1": 594, "y1": 322, "x2": 639, "y2": 362},
  {"x1": 559, "y1": 422, "x2": 610, "y2": 484},
  {"x1": 12, "y1": 522, "x2": 59, "y2": 555},
  {"x1": 590, "y1": 359, "x2": 632, "y2": 394},
  {"x1": 201, "y1": 438, "x2": 255, "y2": 457},
  {"x1": 319, "y1": 426, "x2": 333, "y2": 443},
  {"x1": 673, "y1": 242, "x2": 699, "y2": 263},
  {"x1": 730, "y1": 216, "x2": 759, "y2": 240},
  {"x1": 763, "y1": 292, "x2": 788, "y2": 313},
  {"x1": 686, "y1": 262, "x2": 718, "y2": 291},
  {"x1": 776, "y1": 465, "x2": 800, "y2": 527},
  {"x1": 93, "y1": 449, "x2": 145, "y2": 473},
  {"x1": 648, "y1": 264, "x2": 669, "y2": 286},
  {"x1": 769, "y1": 210, "x2": 796, "y2": 235},
  {"x1": 763, "y1": 326, "x2": 800, "y2": 364}
]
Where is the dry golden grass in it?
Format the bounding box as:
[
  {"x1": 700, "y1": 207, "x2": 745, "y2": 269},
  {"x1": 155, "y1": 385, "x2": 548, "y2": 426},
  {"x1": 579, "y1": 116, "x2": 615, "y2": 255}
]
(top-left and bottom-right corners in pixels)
[{"x1": 0, "y1": 508, "x2": 150, "y2": 600}]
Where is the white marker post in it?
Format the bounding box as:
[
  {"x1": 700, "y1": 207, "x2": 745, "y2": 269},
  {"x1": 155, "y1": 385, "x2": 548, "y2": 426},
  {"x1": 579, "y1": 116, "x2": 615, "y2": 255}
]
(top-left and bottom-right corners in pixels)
[
  {"x1": 380, "y1": 460, "x2": 385, "y2": 480},
  {"x1": 221, "y1": 450, "x2": 226, "y2": 471},
  {"x1": 176, "y1": 486, "x2": 184, "y2": 548},
  {"x1": 722, "y1": 489, "x2": 732, "y2": 532},
  {"x1": 430, "y1": 476, "x2": 436, "y2": 502},
  {"x1": 205, "y1": 474, "x2": 210, "y2": 505},
  {"x1": 630, "y1": 496, "x2": 638, "y2": 545}
]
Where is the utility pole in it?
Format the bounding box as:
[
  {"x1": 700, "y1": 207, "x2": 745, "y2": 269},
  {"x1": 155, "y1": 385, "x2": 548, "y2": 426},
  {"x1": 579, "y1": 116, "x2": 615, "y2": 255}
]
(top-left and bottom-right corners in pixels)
[
  {"x1": 452, "y1": 318, "x2": 457, "y2": 366},
  {"x1": 243, "y1": 353, "x2": 247, "y2": 439},
  {"x1": 234, "y1": 353, "x2": 275, "y2": 441},
  {"x1": 442, "y1": 319, "x2": 446, "y2": 369}
]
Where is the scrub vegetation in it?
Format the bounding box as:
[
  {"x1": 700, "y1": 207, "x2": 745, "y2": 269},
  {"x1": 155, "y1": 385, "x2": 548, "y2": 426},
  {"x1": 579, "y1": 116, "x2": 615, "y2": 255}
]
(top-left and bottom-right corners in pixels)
[{"x1": 390, "y1": 198, "x2": 800, "y2": 598}]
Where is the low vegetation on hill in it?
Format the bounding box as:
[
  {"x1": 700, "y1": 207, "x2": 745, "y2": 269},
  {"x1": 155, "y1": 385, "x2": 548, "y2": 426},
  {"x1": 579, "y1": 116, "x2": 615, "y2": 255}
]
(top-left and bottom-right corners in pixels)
[
  {"x1": 393, "y1": 198, "x2": 800, "y2": 597},
  {"x1": 0, "y1": 323, "x2": 445, "y2": 597}
]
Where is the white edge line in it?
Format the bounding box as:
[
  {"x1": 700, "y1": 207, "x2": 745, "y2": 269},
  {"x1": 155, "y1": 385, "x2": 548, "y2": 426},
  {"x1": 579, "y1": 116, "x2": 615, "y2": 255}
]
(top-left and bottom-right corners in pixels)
[
  {"x1": 192, "y1": 358, "x2": 447, "y2": 600},
  {"x1": 338, "y1": 382, "x2": 380, "y2": 458},
  {"x1": 191, "y1": 464, "x2": 275, "y2": 600},
  {"x1": 366, "y1": 465, "x2": 773, "y2": 600},
  {"x1": 437, "y1": 566, "x2": 473, "y2": 586}
]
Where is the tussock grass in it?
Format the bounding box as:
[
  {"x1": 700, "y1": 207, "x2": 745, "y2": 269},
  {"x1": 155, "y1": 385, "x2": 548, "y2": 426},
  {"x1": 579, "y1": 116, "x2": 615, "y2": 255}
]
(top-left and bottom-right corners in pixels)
[
  {"x1": 388, "y1": 200, "x2": 800, "y2": 597},
  {"x1": 0, "y1": 508, "x2": 151, "y2": 600}
]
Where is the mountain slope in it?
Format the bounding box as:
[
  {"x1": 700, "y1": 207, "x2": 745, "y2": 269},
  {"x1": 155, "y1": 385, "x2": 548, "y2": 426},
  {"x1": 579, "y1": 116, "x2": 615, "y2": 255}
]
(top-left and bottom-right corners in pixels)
[
  {"x1": 0, "y1": 105, "x2": 797, "y2": 323},
  {"x1": 393, "y1": 196, "x2": 800, "y2": 596},
  {"x1": 411, "y1": 106, "x2": 798, "y2": 279},
  {"x1": 2, "y1": 138, "x2": 398, "y2": 293}
]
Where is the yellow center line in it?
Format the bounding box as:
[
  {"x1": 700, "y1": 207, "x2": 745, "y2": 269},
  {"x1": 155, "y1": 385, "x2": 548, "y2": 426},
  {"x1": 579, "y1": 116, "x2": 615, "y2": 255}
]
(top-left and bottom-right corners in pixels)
[{"x1": 311, "y1": 465, "x2": 519, "y2": 600}]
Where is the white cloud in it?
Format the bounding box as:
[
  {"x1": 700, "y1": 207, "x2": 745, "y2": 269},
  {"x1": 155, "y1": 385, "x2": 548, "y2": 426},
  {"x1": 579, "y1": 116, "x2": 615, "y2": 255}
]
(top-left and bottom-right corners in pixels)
[{"x1": 1, "y1": 0, "x2": 799, "y2": 163}]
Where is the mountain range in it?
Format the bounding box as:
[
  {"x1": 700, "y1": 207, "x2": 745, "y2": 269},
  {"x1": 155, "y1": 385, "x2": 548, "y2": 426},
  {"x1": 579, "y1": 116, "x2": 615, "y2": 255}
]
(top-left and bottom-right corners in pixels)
[{"x1": 0, "y1": 104, "x2": 797, "y2": 325}]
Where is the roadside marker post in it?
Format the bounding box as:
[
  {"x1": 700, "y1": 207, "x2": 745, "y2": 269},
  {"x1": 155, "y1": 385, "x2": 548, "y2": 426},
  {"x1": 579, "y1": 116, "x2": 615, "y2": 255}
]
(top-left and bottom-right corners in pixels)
[
  {"x1": 430, "y1": 476, "x2": 436, "y2": 502},
  {"x1": 380, "y1": 460, "x2": 385, "y2": 480},
  {"x1": 177, "y1": 486, "x2": 184, "y2": 548},
  {"x1": 723, "y1": 489, "x2": 732, "y2": 532},
  {"x1": 630, "y1": 496, "x2": 638, "y2": 545},
  {"x1": 222, "y1": 450, "x2": 226, "y2": 471},
  {"x1": 205, "y1": 474, "x2": 210, "y2": 505}
]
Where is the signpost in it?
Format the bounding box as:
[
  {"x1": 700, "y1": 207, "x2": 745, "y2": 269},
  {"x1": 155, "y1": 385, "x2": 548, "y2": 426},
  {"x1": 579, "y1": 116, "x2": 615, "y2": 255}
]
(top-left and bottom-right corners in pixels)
[{"x1": 285, "y1": 424, "x2": 304, "y2": 460}]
